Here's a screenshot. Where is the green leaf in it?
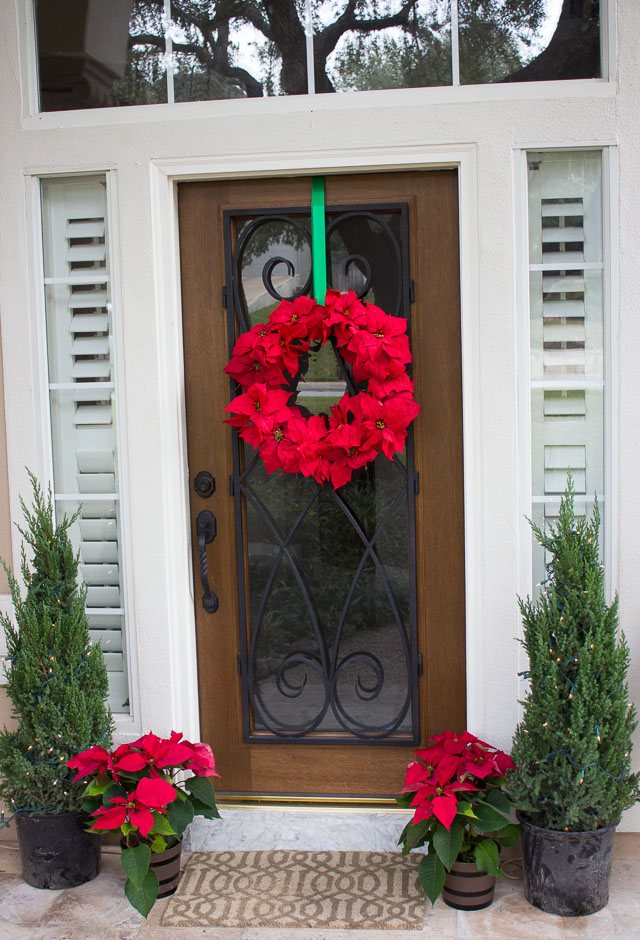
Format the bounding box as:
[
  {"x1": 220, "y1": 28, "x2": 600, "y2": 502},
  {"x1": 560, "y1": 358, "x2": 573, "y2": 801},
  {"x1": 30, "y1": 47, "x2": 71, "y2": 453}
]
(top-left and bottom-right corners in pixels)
[
  {"x1": 121, "y1": 844, "x2": 151, "y2": 889},
  {"x1": 81, "y1": 798, "x2": 99, "y2": 814},
  {"x1": 149, "y1": 835, "x2": 167, "y2": 853},
  {"x1": 150, "y1": 813, "x2": 176, "y2": 836},
  {"x1": 397, "y1": 820, "x2": 411, "y2": 847},
  {"x1": 167, "y1": 796, "x2": 195, "y2": 836},
  {"x1": 484, "y1": 789, "x2": 511, "y2": 816},
  {"x1": 83, "y1": 779, "x2": 108, "y2": 797},
  {"x1": 432, "y1": 820, "x2": 464, "y2": 871},
  {"x1": 405, "y1": 819, "x2": 429, "y2": 852},
  {"x1": 121, "y1": 821, "x2": 133, "y2": 836},
  {"x1": 188, "y1": 797, "x2": 221, "y2": 820},
  {"x1": 454, "y1": 800, "x2": 477, "y2": 817},
  {"x1": 495, "y1": 823, "x2": 520, "y2": 847},
  {"x1": 418, "y1": 853, "x2": 446, "y2": 906},
  {"x1": 185, "y1": 776, "x2": 217, "y2": 809},
  {"x1": 103, "y1": 782, "x2": 126, "y2": 806},
  {"x1": 469, "y1": 802, "x2": 511, "y2": 832},
  {"x1": 124, "y1": 870, "x2": 159, "y2": 919},
  {"x1": 396, "y1": 794, "x2": 413, "y2": 809},
  {"x1": 474, "y1": 840, "x2": 501, "y2": 878}
]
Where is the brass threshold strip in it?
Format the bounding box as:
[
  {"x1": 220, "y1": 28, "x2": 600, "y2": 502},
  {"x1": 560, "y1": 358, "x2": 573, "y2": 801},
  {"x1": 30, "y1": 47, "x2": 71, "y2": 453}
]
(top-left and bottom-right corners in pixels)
[{"x1": 216, "y1": 793, "x2": 408, "y2": 812}]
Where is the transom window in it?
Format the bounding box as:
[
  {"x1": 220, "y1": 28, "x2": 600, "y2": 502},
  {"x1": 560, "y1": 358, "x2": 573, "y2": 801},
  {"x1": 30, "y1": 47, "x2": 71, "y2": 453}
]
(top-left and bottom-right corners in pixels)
[{"x1": 35, "y1": 0, "x2": 602, "y2": 112}]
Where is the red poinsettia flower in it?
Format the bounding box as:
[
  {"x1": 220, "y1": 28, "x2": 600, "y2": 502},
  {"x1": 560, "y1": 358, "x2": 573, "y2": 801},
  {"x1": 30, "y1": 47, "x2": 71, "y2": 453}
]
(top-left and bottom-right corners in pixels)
[
  {"x1": 260, "y1": 329, "x2": 304, "y2": 379},
  {"x1": 90, "y1": 776, "x2": 178, "y2": 838},
  {"x1": 224, "y1": 349, "x2": 285, "y2": 390},
  {"x1": 113, "y1": 731, "x2": 197, "y2": 774},
  {"x1": 346, "y1": 305, "x2": 411, "y2": 364},
  {"x1": 224, "y1": 385, "x2": 292, "y2": 432},
  {"x1": 322, "y1": 418, "x2": 379, "y2": 488},
  {"x1": 323, "y1": 289, "x2": 368, "y2": 346},
  {"x1": 278, "y1": 415, "x2": 330, "y2": 482},
  {"x1": 493, "y1": 750, "x2": 516, "y2": 775},
  {"x1": 257, "y1": 419, "x2": 292, "y2": 473},
  {"x1": 358, "y1": 395, "x2": 420, "y2": 460},
  {"x1": 67, "y1": 745, "x2": 115, "y2": 783},
  {"x1": 183, "y1": 740, "x2": 220, "y2": 778},
  {"x1": 408, "y1": 776, "x2": 478, "y2": 830},
  {"x1": 367, "y1": 373, "x2": 415, "y2": 399},
  {"x1": 268, "y1": 296, "x2": 324, "y2": 342}
]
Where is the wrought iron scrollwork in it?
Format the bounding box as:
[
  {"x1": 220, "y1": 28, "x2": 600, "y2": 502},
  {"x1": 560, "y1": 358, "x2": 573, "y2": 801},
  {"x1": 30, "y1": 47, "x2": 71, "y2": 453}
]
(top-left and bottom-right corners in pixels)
[
  {"x1": 224, "y1": 201, "x2": 417, "y2": 744},
  {"x1": 341, "y1": 254, "x2": 373, "y2": 299}
]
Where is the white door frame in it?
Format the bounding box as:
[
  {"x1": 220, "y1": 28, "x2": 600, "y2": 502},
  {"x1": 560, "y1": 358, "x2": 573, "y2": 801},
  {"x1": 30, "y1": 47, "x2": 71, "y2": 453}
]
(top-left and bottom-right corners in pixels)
[{"x1": 149, "y1": 143, "x2": 483, "y2": 743}]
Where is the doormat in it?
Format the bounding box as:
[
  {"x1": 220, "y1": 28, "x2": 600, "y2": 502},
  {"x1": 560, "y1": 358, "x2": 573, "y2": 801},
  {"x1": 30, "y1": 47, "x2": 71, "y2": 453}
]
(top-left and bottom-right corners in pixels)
[{"x1": 161, "y1": 850, "x2": 425, "y2": 930}]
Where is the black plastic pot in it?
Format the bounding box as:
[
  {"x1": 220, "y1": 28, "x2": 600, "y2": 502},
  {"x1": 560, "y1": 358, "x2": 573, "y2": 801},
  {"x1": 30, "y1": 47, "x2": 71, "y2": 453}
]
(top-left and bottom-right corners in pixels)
[
  {"x1": 16, "y1": 811, "x2": 101, "y2": 889},
  {"x1": 518, "y1": 811, "x2": 616, "y2": 916}
]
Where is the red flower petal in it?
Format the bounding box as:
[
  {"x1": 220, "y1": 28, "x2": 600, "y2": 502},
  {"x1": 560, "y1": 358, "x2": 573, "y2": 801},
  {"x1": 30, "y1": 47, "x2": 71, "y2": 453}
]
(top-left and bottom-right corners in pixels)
[
  {"x1": 90, "y1": 805, "x2": 127, "y2": 831},
  {"x1": 134, "y1": 776, "x2": 177, "y2": 808},
  {"x1": 114, "y1": 752, "x2": 147, "y2": 772},
  {"x1": 129, "y1": 806, "x2": 155, "y2": 838}
]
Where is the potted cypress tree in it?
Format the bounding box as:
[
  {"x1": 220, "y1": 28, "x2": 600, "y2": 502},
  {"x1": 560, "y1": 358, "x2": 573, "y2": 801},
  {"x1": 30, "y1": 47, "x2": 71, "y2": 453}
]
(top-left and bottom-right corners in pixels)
[
  {"x1": 0, "y1": 473, "x2": 113, "y2": 888},
  {"x1": 509, "y1": 478, "x2": 640, "y2": 915}
]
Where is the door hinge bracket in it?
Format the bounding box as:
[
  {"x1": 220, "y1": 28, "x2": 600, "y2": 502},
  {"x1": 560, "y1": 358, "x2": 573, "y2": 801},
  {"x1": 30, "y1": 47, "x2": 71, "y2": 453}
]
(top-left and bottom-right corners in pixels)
[
  {"x1": 414, "y1": 471, "x2": 420, "y2": 494},
  {"x1": 236, "y1": 654, "x2": 243, "y2": 676},
  {"x1": 409, "y1": 279, "x2": 415, "y2": 304},
  {"x1": 222, "y1": 285, "x2": 228, "y2": 309},
  {"x1": 417, "y1": 652, "x2": 423, "y2": 676}
]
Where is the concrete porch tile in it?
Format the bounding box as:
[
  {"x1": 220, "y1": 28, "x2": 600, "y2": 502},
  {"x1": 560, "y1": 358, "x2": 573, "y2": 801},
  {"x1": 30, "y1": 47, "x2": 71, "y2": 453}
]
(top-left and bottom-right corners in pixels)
[
  {"x1": 138, "y1": 928, "x2": 244, "y2": 939},
  {"x1": 455, "y1": 883, "x2": 566, "y2": 940},
  {"x1": 0, "y1": 874, "x2": 61, "y2": 926},
  {"x1": 562, "y1": 892, "x2": 640, "y2": 938},
  {"x1": 237, "y1": 930, "x2": 446, "y2": 940},
  {"x1": 613, "y1": 832, "x2": 640, "y2": 860},
  {"x1": 0, "y1": 844, "x2": 21, "y2": 875}
]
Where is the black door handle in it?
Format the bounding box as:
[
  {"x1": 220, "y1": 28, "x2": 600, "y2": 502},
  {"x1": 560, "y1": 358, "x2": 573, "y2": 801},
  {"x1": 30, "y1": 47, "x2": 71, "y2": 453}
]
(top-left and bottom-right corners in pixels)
[{"x1": 196, "y1": 510, "x2": 219, "y2": 613}]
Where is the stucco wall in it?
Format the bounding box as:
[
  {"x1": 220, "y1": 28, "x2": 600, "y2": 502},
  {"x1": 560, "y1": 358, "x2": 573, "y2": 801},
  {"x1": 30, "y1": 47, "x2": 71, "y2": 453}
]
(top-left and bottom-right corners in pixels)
[
  {"x1": 0, "y1": 2, "x2": 639, "y2": 830},
  {"x1": 0, "y1": 323, "x2": 12, "y2": 593}
]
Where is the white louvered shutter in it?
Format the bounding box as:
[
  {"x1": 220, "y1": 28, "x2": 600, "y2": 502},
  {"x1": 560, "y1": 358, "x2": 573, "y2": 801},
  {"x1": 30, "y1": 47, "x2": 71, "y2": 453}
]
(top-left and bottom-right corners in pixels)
[
  {"x1": 41, "y1": 177, "x2": 129, "y2": 713},
  {"x1": 527, "y1": 152, "x2": 605, "y2": 587}
]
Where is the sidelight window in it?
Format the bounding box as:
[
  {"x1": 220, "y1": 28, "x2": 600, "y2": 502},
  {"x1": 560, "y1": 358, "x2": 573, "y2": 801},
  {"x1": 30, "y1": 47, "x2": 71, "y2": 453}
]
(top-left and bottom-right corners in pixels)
[
  {"x1": 40, "y1": 175, "x2": 130, "y2": 714},
  {"x1": 526, "y1": 150, "x2": 608, "y2": 590},
  {"x1": 34, "y1": 1, "x2": 603, "y2": 112}
]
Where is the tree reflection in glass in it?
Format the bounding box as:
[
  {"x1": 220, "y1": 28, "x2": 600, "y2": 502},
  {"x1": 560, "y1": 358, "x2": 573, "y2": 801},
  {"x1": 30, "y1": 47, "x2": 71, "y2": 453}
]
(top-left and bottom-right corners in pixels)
[{"x1": 36, "y1": 1, "x2": 601, "y2": 111}]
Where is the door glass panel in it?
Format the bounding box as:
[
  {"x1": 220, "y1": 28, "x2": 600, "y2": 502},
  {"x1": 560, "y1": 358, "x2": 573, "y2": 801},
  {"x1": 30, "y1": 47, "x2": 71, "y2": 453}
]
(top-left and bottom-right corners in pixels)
[{"x1": 226, "y1": 203, "x2": 418, "y2": 743}]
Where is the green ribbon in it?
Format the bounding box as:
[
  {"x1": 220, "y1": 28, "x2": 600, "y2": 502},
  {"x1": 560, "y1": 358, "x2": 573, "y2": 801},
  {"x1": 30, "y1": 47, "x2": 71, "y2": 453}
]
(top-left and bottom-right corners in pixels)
[{"x1": 311, "y1": 176, "x2": 327, "y2": 302}]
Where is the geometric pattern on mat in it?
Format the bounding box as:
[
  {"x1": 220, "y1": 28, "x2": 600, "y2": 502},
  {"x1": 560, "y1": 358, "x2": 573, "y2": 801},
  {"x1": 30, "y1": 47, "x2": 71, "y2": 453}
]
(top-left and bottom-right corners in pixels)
[{"x1": 161, "y1": 850, "x2": 425, "y2": 930}]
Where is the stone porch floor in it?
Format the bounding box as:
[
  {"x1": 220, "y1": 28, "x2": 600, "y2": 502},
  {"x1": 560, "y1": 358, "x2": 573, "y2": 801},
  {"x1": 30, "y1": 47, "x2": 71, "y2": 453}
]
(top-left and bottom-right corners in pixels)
[{"x1": 0, "y1": 831, "x2": 638, "y2": 940}]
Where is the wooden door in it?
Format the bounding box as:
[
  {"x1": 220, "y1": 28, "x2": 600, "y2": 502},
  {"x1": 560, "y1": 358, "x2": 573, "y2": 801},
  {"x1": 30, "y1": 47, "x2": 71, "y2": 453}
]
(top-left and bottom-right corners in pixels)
[{"x1": 178, "y1": 171, "x2": 465, "y2": 798}]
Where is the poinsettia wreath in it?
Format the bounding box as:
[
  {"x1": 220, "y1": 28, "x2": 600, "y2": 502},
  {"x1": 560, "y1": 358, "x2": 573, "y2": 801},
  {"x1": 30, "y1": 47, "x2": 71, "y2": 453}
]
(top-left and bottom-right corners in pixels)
[{"x1": 223, "y1": 290, "x2": 421, "y2": 489}]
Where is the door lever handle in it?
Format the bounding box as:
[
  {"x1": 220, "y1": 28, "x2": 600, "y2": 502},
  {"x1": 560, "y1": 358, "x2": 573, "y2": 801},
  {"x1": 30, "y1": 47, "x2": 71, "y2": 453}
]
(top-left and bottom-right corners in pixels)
[{"x1": 196, "y1": 510, "x2": 219, "y2": 613}]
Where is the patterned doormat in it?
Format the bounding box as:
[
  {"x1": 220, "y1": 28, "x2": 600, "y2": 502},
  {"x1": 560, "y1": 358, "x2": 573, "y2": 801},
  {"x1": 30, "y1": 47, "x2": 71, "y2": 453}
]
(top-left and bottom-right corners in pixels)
[{"x1": 161, "y1": 850, "x2": 425, "y2": 930}]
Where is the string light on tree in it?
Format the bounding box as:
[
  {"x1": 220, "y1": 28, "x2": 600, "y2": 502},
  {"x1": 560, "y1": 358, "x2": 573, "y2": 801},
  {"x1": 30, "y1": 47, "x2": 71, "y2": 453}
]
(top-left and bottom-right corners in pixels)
[
  {"x1": 0, "y1": 472, "x2": 113, "y2": 828},
  {"x1": 508, "y1": 476, "x2": 640, "y2": 831}
]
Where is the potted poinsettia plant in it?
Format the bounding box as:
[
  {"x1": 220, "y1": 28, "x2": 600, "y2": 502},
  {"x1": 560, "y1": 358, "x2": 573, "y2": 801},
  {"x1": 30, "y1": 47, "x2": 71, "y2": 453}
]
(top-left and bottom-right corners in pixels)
[
  {"x1": 398, "y1": 731, "x2": 519, "y2": 910},
  {"x1": 67, "y1": 730, "x2": 220, "y2": 917}
]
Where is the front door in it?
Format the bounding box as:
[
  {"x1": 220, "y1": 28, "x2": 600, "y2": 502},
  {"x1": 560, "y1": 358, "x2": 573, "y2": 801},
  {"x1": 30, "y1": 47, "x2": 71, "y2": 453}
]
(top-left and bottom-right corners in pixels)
[{"x1": 178, "y1": 171, "x2": 465, "y2": 798}]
